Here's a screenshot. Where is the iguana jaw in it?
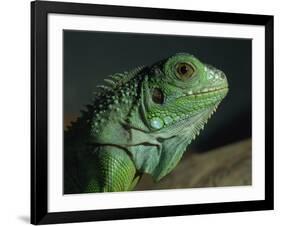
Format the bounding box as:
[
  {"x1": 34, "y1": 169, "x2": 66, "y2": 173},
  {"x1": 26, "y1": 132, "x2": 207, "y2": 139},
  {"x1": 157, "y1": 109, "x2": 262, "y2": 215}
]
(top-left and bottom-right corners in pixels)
[
  {"x1": 183, "y1": 86, "x2": 228, "y2": 97},
  {"x1": 153, "y1": 102, "x2": 220, "y2": 138},
  {"x1": 146, "y1": 86, "x2": 228, "y2": 133}
]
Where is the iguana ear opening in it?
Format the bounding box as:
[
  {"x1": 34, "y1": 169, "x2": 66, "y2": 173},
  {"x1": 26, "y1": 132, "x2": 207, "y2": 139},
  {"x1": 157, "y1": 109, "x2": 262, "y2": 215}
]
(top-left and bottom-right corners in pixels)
[{"x1": 151, "y1": 88, "x2": 165, "y2": 104}]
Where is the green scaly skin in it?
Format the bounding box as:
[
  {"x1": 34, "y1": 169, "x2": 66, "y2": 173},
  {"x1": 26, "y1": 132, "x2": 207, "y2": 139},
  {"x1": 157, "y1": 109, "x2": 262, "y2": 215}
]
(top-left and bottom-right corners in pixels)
[{"x1": 64, "y1": 53, "x2": 228, "y2": 193}]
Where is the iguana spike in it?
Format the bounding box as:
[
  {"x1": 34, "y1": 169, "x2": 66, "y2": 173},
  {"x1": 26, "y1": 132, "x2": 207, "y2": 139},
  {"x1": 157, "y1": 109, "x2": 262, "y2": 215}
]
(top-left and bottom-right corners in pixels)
[
  {"x1": 96, "y1": 66, "x2": 146, "y2": 96},
  {"x1": 109, "y1": 73, "x2": 123, "y2": 81},
  {"x1": 97, "y1": 85, "x2": 111, "y2": 91},
  {"x1": 104, "y1": 78, "x2": 116, "y2": 87},
  {"x1": 93, "y1": 91, "x2": 103, "y2": 97},
  {"x1": 130, "y1": 65, "x2": 145, "y2": 75},
  {"x1": 118, "y1": 66, "x2": 144, "y2": 83}
]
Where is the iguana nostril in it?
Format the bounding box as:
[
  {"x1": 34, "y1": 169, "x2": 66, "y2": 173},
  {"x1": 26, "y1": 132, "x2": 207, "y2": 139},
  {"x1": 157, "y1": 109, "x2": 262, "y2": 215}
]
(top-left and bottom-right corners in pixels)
[{"x1": 219, "y1": 72, "x2": 226, "y2": 79}]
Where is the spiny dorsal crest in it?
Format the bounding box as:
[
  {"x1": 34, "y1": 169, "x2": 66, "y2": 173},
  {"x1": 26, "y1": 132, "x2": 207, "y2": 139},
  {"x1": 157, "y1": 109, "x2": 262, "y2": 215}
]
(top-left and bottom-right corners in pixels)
[{"x1": 95, "y1": 65, "x2": 145, "y2": 94}]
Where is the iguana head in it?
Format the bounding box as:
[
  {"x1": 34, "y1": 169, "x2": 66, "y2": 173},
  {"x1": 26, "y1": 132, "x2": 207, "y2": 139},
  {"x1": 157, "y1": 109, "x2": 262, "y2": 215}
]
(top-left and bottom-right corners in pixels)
[
  {"x1": 142, "y1": 53, "x2": 228, "y2": 136},
  {"x1": 129, "y1": 53, "x2": 228, "y2": 180}
]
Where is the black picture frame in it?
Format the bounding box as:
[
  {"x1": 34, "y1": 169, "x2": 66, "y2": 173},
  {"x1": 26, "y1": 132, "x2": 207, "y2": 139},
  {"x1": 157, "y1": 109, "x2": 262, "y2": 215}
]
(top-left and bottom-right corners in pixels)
[{"x1": 31, "y1": 0, "x2": 274, "y2": 224}]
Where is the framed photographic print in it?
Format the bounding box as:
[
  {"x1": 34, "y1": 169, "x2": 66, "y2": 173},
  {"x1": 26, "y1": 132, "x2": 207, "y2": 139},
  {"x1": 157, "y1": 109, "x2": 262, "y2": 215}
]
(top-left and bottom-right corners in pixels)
[{"x1": 31, "y1": 0, "x2": 274, "y2": 224}]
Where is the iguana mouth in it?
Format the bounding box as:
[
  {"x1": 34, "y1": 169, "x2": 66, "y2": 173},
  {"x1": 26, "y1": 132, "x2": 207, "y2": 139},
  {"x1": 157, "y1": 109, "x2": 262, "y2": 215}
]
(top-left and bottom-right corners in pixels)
[{"x1": 184, "y1": 86, "x2": 229, "y2": 97}]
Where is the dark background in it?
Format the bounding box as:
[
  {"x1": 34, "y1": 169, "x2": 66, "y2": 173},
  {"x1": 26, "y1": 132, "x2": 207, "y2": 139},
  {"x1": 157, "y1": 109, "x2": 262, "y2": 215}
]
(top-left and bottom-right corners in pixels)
[{"x1": 64, "y1": 30, "x2": 252, "y2": 152}]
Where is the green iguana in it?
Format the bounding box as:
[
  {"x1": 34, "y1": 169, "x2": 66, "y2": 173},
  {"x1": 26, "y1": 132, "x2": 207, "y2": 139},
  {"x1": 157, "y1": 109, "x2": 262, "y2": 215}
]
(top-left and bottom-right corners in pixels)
[{"x1": 64, "y1": 53, "x2": 228, "y2": 193}]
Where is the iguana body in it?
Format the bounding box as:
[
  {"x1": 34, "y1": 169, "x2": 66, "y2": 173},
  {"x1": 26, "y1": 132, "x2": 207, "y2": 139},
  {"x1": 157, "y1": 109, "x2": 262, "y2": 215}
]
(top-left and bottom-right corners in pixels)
[{"x1": 64, "y1": 53, "x2": 228, "y2": 193}]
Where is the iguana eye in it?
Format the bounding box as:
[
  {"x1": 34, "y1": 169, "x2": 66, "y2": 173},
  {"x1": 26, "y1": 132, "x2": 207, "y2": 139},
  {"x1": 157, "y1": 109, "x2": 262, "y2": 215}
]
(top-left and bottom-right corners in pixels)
[
  {"x1": 152, "y1": 88, "x2": 164, "y2": 104},
  {"x1": 176, "y1": 62, "x2": 195, "y2": 81}
]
